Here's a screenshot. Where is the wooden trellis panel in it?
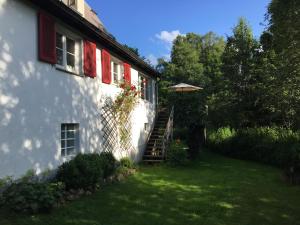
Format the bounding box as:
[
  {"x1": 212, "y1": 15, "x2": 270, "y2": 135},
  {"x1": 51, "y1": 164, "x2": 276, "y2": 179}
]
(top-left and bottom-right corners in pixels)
[
  {"x1": 101, "y1": 99, "x2": 135, "y2": 155},
  {"x1": 101, "y1": 100, "x2": 118, "y2": 153}
]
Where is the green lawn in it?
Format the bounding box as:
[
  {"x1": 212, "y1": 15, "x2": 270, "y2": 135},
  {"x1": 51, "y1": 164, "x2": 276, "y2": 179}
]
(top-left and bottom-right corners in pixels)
[{"x1": 1, "y1": 151, "x2": 300, "y2": 225}]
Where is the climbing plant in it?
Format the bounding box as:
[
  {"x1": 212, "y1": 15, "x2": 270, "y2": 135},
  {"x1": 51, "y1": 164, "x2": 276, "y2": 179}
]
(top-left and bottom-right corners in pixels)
[{"x1": 112, "y1": 82, "x2": 139, "y2": 146}]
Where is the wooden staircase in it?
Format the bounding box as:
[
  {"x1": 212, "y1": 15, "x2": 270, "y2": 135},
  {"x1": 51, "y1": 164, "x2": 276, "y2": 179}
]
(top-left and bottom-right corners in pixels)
[{"x1": 143, "y1": 107, "x2": 174, "y2": 163}]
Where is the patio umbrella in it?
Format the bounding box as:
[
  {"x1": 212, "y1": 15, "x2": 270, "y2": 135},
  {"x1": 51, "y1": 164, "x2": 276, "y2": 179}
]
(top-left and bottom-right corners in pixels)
[
  {"x1": 168, "y1": 83, "x2": 203, "y2": 93},
  {"x1": 168, "y1": 82, "x2": 207, "y2": 143}
]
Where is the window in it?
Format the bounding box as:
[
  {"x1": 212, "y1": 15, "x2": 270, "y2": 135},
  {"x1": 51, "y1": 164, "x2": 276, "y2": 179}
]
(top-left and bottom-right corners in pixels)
[
  {"x1": 61, "y1": 123, "x2": 79, "y2": 157},
  {"x1": 147, "y1": 79, "x2": 153, "y2": 103},
  {"x1": 68, "y1": 0, "x2": 77, "y2": 7},
  {"x1": 139, "y1": 74, "x2": 146, "y2": 99},
  {"x1": 111, "y1": 60, "x2": 124, "y2": 85},
  {"x1": 139, "y1": 74, "x2": 154, "y2": 103},
  {"x1": 56, "y1": 32, "x2": 79, "y2": 73},
  {"x1": 112, "y1": 61, "x2": 119, "y2": 84}
]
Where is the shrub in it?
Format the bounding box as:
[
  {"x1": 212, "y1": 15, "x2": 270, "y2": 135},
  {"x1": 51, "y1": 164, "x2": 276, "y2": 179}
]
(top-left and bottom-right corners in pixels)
[
  {"x1": 99, "y1": 151, "x2": 117, "y2": 178},
  {"x1": 166, "y1": 140, "x2": 188, "y2": 166},
  {"x1": 208, "y1": 127, "x2": 300, "y2": 171},
  {"x1": 119, "y1": 157, "x2": 135, "y2": 169},
  {"x1": 2, "y1": 181, "x2": 64, "y2": 213},
  {"x1": 56, "y1": 154, "x2": 103, "y2": 190}
]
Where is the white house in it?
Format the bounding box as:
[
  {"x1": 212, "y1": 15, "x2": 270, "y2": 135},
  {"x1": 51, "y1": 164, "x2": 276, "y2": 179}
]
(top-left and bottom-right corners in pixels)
[{"x1": 0, "y1": 0, "x2": 159, "y2": 179}]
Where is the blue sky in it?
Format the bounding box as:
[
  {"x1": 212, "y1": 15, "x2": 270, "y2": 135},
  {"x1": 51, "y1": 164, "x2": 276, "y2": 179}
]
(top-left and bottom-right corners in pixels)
[{"x1": 87, "y1": 0, "x2": 271, "y2": 65}]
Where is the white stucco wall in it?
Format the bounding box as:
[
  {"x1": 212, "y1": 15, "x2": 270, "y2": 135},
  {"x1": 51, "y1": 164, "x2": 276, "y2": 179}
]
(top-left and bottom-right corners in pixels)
[{"x1": 0, "y1": 0, "x2": 157, "y2": 179}]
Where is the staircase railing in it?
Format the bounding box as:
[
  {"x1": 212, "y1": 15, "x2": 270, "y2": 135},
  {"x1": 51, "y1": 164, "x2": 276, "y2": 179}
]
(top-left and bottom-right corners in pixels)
[{"x1": 162, "y1": 106, "x2": 174, "y2": 159}]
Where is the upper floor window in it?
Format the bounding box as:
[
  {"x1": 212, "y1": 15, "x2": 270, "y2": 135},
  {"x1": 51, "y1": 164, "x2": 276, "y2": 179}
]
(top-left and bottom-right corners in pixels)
[
  {"x1": 111, "y1": 60, "x2": 124, "y2": 85},
  {"x1": 139, "y1": 74, "x2": 154, "y2": 103},
  {"x1": 56, "y1": 32, "x2": 80, "y2": 74},
  {"x1": 68, "y1": 0, "x2": 77, "y2": 8}
]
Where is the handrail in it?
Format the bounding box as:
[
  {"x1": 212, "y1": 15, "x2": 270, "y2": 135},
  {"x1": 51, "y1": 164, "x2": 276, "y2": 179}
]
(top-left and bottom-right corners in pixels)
[{"x1": 161, "y1": 106, "x2": 174, "y2": 159}]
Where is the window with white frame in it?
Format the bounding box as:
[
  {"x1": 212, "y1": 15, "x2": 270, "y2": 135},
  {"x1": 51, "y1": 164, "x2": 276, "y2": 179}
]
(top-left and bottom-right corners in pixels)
[
  {"x1": 56, "y1": 32, "x2": 80, "y2": 74},
  {"x1": 111, "y1": 60, "x2": 124, "y2": 85},
  {"x1": 61, "y1": 123, "x2": 79, "y2": 157},
  {"x1": 112, "y1": 61, "x2": 119, "y2": 84},
  {"x1": 68, "y1": 0, "x2": 77, "y2": 7},
  {"x1": 138, "y1": 74, "x2": 146, "y2": 99},
  {"x1": 138, "y1": 73, "x2": 154, "y2": 103}
]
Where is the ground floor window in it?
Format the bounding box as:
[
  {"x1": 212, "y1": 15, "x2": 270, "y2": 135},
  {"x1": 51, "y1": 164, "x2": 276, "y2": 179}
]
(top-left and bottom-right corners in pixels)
[{"x1": 61, "y1": 123, "x2": 79, "y2": 157}]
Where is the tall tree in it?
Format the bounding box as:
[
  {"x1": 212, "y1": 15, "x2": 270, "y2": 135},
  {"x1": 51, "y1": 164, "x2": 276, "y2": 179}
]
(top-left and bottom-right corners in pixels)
[
  {"x1": 221, "y1": 18, "x2": 260, "y2": 128},
  {"x1": 267, "y1": 0, "x2": 300, "y2": 127}
]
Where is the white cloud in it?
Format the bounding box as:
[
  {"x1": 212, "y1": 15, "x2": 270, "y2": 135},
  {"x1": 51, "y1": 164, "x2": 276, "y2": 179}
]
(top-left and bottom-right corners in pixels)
[
  {"x1": 146, "y1": 54, "x2": 158, "y2": 66},
  {"x1": 147, "y1": 30, "x2": 183, "y2": 66},
  {"x1": 155, "y1": 30, "x2": 183, "y2": 45}
]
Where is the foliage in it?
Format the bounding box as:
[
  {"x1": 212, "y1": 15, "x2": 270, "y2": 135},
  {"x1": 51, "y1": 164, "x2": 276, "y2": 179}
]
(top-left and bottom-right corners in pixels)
[
  {"x1": 166, "y1": 139, "x2": 188, "y2": 166},
  {"x1": 265, "y1": 0, "x2": 300, "y2": 128},
  {"x1": 99, "y1": 151, "x2": 117, "y2": 179},
  {"x1": 112, "y1": 82, "x2": 139, "y2": 145},
  {"x1": 208, "y1": 127, "x2": 300, "y2": 169},
  {"x1": 158, "y1": 0, "x2": 300, "y2": 129},
  {"x1": 123, "y1": 44, "x2": 140, "y2": 56},
  {"x1": 56, "y1": 154, "x2": 104, "y2": 190},
  {"x1": 119, "y1": 157, "x2": 135, "y2": 169},
  {"x1": 1, "y1": 181, "x2": 64, "y2": 214},
  {"x1": 157, "y1": 32, "x2": 224, "y2": 129},
  {"x1": 0, "y1": 176, "x2": 13, "y2": 190}
]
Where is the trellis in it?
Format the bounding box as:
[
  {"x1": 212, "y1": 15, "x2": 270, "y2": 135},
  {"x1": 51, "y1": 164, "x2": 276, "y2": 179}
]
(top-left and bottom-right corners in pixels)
[{"x1": 101, "y1": 99, "x2": 134, "y2": 155}]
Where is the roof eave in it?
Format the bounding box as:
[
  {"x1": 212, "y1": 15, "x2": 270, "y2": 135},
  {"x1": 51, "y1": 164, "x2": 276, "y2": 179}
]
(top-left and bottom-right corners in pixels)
[{"x1": 25, "y1": 0, "x2": 160, "y2": 78}]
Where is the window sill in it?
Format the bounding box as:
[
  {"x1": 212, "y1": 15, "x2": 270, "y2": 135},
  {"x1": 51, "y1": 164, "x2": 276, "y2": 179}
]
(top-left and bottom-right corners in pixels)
[{"x1": 56, "y1": 66, "x2": 83, "y2": 77}]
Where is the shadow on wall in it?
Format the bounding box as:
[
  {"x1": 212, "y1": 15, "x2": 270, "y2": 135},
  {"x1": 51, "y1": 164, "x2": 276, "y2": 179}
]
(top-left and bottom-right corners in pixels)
[{"x1": 0, "y1": 0, "x2": 155, "y2": 178}]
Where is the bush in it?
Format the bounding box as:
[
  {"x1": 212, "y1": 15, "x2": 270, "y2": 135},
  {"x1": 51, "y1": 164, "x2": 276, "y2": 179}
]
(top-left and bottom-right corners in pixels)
[
  {"x1": 56, "y1": 154, "x2": 103, "y2": 190},
  {"x1": 208, "y1": 127, "x2": 300, "y2": 170},
  {"x1": 2, "y1": 181, "x2": 64, "y2": 213},
  {"x1": 99, "y1": 151, "x2": 117, "y2": 178},
  {"x1": 166, "y1": 140, "x2": 188, "y2": 166},
  {"x1": 119, "y1": 157, "x2": 135, "y2": 169}
]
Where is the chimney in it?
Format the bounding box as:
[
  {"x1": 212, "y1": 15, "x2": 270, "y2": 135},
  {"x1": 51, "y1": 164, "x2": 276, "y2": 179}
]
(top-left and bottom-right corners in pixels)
[
  {"x1": 63, "y1": 0, "x2": 85, "y2": 16},
  {"x1": 76, "y1": 0, "x2": 85, "y2": 16}
]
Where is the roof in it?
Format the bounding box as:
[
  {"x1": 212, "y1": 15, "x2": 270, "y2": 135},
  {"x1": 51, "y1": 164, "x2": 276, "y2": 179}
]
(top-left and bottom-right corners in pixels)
[
  {"x1": 26, "y1": 0, "x2": 160, "y2": 78},
  {"x1": 84, "y1": 2, "x2": 105, "y2": 31}
]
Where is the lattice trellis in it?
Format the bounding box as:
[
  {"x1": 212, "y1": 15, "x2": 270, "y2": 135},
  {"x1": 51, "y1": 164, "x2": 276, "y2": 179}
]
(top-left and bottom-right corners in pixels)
[{"x1": 101, "y1": 99, "x2": 134, "y2": 155}]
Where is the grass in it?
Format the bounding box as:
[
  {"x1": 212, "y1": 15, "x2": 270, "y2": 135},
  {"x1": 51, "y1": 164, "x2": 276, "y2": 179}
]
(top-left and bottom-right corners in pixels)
[{"x1": 1, "y1": 151, "x2": 300, "y2": 225}]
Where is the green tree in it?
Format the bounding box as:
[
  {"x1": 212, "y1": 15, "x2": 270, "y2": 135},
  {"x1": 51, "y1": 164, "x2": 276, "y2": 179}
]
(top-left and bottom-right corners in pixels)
[
  {"x1": 221, "y1": 18, "x2": 261, "y2": 128},
  {"x1": 267, "y1": 0, "x2": 300, "y2": 127}
]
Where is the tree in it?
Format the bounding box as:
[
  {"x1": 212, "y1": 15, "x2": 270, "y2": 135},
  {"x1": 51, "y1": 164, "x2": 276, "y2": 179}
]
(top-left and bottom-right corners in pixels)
[
  {"x1": 158, "y1": 32, "x2": 225, "y2": 128},
  {"x1": 266, "y1": 0, "x2": 300, "y2": 128},
  {"x1": 220, "y1": 18, "x2": 261, "y2": 128},
  {"x1": 123, "y1": 44, "x2": 140, "y2": 56}
]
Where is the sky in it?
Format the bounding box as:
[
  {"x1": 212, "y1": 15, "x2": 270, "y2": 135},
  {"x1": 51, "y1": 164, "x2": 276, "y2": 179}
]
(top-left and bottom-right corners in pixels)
[{"x1": 87, "y1": 0, "x2": 271, "y2": 65}]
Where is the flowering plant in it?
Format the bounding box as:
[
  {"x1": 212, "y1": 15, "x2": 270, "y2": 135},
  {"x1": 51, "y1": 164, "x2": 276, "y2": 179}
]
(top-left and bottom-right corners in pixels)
[{"x1": 112, "y1": 82, "x2": 139, "y2": 144}]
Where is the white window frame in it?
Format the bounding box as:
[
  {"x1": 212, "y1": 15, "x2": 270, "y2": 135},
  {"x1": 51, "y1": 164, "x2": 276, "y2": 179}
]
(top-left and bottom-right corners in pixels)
[
  {"x1": 138, "y1": 73, "x2": 154, "y2": 103},
  {"x1": 55, "y1": 26, "x2": 82, "y2": 75},
  {"x1": 61, "y1": 123, "x2": 79, "y2": 157},
  {"x1": 68, "y1": 0, "x2": 77, "y2": 7},
  {"x1": 111, "y1": 61, "x2": 120, "y2": 85},
  {"x1": 111, "y1": 59, "x2": 124, "y2": 85}
]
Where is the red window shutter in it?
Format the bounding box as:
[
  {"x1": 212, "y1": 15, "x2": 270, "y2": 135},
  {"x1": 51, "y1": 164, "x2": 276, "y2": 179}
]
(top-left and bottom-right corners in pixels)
[
  {"x1": 123, "y1": 63, "x2": 131, "y2": 85},
  {"x1": 84, "y1": 40, "x2": 97, "y2": 78},
  {"x1": 38, "y1": 12, "x2": 56, "y2": 64},
  {"x1": 101, "y1": 49, "x2": 111, "y2": 84}
]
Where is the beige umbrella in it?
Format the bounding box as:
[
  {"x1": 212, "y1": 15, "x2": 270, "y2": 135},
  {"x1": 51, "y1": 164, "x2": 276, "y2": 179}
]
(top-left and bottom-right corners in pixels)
[
  {"x1": 168, "y1": 83, "x2": 203, "y2": 92},
  {"x1": 168, "y1": 82, "x2": 207, "y2": 143}
]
